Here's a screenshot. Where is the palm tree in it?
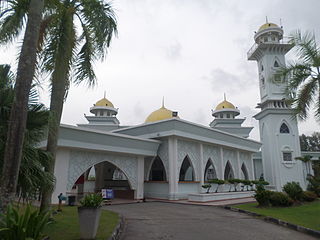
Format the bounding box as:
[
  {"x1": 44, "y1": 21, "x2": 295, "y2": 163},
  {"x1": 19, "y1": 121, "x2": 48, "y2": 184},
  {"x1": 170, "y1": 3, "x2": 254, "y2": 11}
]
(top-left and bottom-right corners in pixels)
[
  {"x1": 295, "y1": 155, "x2": 313, "y2": 176},
  {"x1": 0, "y1": 65, "x2": 54, "y2": 206},
  {"x1": 38, "y1": 0, "x2": 117, "y2": 212},
  {"x1": 279, "y1": 30, "x2": 320, "y2": 121},
  {"x1": 0, "y1": 0, "x2": 44, "y2": 211}
]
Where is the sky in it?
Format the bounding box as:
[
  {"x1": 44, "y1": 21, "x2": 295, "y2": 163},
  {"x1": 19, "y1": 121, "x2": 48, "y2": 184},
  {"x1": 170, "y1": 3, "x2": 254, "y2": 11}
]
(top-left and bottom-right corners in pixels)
[{"x1": 1, "y1": 0, "x2": 319, "y2": 140}]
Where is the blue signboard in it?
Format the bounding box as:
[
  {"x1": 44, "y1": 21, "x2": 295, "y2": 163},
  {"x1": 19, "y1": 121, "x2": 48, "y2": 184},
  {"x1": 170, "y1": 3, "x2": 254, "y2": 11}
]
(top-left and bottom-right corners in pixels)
[{"x1": 106, "y1": 189, "x2": 114, "y2": 199}]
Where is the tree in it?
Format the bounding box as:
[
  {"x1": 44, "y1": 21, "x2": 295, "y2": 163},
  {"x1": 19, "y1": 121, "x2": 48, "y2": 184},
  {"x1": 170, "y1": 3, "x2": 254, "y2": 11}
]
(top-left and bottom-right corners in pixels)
[
  {"x1": 0, "y1": 65, "x2": 54, "y2": 205},
  {"x1": 38, "y1": 0, "x2": 117, "y2": 212},
  {"x1": 279, "y1": 30, "x2": 320, "y2": 121},
  {"x1": 0, "y1": 0, "x2": 44, "y2": 211},
  {"x1": 295, "y1": 155, "x2": 312, "y2": 176},
  {"x1": 300, "y1": 132, "x2": 320, "y2": 151}
]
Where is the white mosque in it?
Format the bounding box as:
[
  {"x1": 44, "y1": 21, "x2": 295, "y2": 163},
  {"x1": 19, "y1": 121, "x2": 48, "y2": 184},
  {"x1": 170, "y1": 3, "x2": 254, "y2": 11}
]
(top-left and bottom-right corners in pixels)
[{"x1": 48, "y1": 22, "x2": 313, "y2": 203}]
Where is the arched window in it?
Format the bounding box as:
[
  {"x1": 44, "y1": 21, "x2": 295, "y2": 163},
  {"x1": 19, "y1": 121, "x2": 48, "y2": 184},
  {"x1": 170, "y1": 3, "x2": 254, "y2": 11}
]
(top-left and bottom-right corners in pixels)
[
  {"x1": 224, "y1": 161, "x2": 234, "y2": 180},
  {"x1": 274, "y1": 60, "x2": 279, "y2": 67},
  {"x1": 179, "y1": 156, "x2": 194, "y2": 181},
  {"x1": 280, "y1": 123, "x2": 290, "y2": 133},
  {"x1": 204, "y1": 159, "x2": 217, "y2": 181},
  {"x1": 149, "y1": 157, "x2": 166, "y2": 181},
  {"x1": 241, "y1": 163, "x2": 249, "y2": 180},
  {"x1": 261, "y1": 64, "x2": 264, "y2": 71}
]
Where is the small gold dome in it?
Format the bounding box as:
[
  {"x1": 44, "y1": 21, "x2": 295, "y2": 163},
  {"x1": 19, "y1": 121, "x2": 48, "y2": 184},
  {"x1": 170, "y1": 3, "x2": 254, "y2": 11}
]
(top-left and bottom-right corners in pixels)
[
  {"x1": 258, "y1": 22, "x2": 279, "y2": 32},
  {"x1": 95, "y1": 97, "x2": 114, "y2": 108},
  {"x1": 145, "y1": 106, "x2": 178, "y2": 123},
  {"x1": 215, "y1": 100, "x2": 236, "y2": 110}
]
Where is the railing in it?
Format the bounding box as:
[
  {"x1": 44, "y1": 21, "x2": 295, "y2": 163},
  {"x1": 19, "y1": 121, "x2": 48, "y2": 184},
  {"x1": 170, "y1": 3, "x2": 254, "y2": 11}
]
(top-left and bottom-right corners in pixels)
[{"x1": 247, "y1": 37, "x2": 292, "y2": 59}]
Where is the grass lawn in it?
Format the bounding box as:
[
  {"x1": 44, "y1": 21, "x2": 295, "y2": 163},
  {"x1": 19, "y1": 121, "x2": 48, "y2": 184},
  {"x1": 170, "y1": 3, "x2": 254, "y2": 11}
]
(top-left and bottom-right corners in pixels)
[
  {"x1": 233, "y1": 201, "x2": 320, "y2": 231},
  {"x1": 43, "y1": 206, "x2": 119, "y2": 240}
]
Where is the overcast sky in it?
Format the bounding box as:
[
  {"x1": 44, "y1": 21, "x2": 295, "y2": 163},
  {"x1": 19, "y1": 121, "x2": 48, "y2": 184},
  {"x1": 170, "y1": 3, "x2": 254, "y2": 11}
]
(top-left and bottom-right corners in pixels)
[{"x1": 1, "y1": 0, "x2": 319, "y2": 140}]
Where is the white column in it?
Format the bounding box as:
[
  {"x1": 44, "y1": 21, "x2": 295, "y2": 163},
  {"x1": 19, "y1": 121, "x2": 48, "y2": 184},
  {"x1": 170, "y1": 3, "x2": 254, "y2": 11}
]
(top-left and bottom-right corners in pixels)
[
  {"x1": 134, "y1": 156, "x2": 145, "y2": 200},
  {"x1": 52, "y1": 149, "x2": 70, "y2": 204},
  {"x1": 220, "y1": 147, "x2": 224, "y2": 180},
  {"x1": 250, "y1": 154, "x2": 255, "y2": 180},
  {"x1": 168, "y1": 137, "x2": 178, "y2": 200},
  {"x1": 237, "y1": 150, "x2": 241, "y2": 179},
  {"x1": 199, "y1": 143, "x2": 204, "y2": 193}
]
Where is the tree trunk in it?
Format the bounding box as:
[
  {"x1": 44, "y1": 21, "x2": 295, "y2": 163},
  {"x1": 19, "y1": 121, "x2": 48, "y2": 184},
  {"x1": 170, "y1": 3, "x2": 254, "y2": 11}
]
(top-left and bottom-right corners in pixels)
[
  {"x1": 40, "y1": 11, "x2": 74, "y2": 212},
  {"x1": 0, "y1": 0, "x2": 43, "y2": 212}
]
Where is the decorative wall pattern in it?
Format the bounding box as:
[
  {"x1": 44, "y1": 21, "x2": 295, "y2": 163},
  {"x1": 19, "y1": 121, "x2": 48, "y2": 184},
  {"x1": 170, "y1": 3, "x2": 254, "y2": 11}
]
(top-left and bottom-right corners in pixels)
[
  {"x1": 177, "y1": 140, "x2": 200, "y2": 180},
  {"x1": 203, "y1": 145, "x2": 220, "y2": 165},
  {"x1": 67, "y1": 150, "x2": 138, "y2": 190},
  {"x1": 157, "y1": 140, "x2": 169, "y2": 178}
]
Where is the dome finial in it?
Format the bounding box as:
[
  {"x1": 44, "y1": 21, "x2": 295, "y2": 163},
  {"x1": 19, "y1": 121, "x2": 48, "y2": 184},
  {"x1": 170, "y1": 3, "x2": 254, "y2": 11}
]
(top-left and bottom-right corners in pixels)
[
  {"x1": 224, "y1": 93, "x2": 226, "y2": 101},
  {"x1": 266, "y1": 16, "x2": 268, "y2": 23},
  {"x1": 162, "y1": 96, "x2": 165, "y2": 108},
  {"x1": 104, "y1": 90, "x2": 106, "y2": 98}
]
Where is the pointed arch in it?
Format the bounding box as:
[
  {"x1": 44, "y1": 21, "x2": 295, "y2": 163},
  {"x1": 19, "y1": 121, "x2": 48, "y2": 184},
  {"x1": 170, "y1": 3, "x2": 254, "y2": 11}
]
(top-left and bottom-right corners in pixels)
[
  {"x1": 280, "y1": 122, "x2": 290, "y2": 134},
  {"x1": 179, "y1": 155, "x2": 195, "y2": 181},
  {"x1": 224, "y1": 161, "x2": 234, "y2": 180},
  {"x1": 204, "y1": 159, "x2": 217, "y2": 181},
  {"x1": 149, "y1": 156, "x2": 167, "y2": 181},
  {"x1": 241, "y1": 163, "x2": 249, "y2": 180},
  {"x1": 274, "y1": 60, "x2": 279, "y2": 67}
]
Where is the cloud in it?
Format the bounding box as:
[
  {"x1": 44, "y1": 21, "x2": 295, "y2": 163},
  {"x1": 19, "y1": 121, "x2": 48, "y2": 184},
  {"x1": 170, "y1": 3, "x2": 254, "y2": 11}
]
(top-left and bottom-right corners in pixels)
[{"x1": 165, "y1": 41, "x2": 182, "y2": 60}]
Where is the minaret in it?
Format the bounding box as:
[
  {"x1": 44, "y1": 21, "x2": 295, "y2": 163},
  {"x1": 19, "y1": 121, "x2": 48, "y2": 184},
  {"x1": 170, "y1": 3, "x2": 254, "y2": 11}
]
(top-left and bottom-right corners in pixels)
[
  {"x1": 248, "y1": 21, "x2": 306, "y2": 190},
  {"x1": 77, "y1": 93, "x2": 120, "y2": 131},
  {"x1": 210, "y1": 95, "x2": 252, "y2": 138}
]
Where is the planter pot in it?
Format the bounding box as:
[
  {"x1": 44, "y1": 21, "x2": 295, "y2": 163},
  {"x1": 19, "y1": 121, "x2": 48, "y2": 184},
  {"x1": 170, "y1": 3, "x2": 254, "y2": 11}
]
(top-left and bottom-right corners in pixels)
[{"x1": 78, "y1": 207, "x2": 102, "y2": 239}]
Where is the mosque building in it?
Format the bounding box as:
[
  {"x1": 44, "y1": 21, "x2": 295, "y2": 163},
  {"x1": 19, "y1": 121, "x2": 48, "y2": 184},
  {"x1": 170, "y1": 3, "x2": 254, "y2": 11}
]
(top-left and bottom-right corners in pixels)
[{"x1": 48, "y1": 22, "x2": 313, "y2": 204}]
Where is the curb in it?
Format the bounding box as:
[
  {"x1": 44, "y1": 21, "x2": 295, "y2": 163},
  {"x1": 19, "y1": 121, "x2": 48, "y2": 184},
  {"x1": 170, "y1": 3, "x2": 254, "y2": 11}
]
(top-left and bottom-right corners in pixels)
[
  {"x1": 222, "y1": 206, "x2": 320, "y2": 238},
  {"x1": 108, "y1": 215, "x2": 125, "y2": 240}
]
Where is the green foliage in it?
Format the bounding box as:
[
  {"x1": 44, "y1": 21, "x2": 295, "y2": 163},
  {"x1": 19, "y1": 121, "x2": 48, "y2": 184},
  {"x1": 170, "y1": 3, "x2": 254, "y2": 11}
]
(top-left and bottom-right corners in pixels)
[
  {"x1": 277, "y1": 30, "x2": 320, "y2": 121},
  {"x1": 300, "y1": 133, "x2": 320, "y2": 151},
  {"x1": 254, "y1": 185, "x2": 272, "y2": 207},
  {"x1": 0, "y1": 204, "x2": 51, "y2": 240},
  {"x1": 201, "y1": 184, "x2": 211, "y2": 193},
  {"x1": 208, "y1": 179, "x2": 225, "y2": 185},
  {"x1": 301, "y1": 191, "x2": 318, "y2": 202},
  {"x1": 0, "y1": 64, "x2": 54, "y2": 201},
  {"x1": 307, "y1": 175, "x2": 320, "y2": 196},
  {"x1": 269, "y1": 192, "x2": 293, "y2": 207},
  {"x1": 283, "y1": 182, "x2": 303, "y2": 201},
  {"x1": 80, "y1": 193, "x2": 103, "y2": 208}
]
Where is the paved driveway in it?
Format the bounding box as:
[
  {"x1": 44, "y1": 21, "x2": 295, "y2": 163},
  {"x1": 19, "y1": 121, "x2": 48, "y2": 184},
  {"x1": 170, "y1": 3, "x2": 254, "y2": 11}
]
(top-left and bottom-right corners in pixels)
[{"x1": 105, "y1": 202, "x2": 316, "y2": 240}]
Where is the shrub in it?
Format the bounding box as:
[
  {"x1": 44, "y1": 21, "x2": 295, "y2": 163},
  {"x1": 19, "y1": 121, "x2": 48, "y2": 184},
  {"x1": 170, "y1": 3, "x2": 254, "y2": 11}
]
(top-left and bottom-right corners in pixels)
[
  {"x1": 208, "y1": 179, "x2": 225, "y2": 192},
  {"x1": 80, "y1": 193, "x2": 103, "y2": 208},
  {"x1": 241, "y1": 180, "x2": 251, "y2": 191},
  {"x1": 283, "y1": 182, "x2": 303, "y2": 201},
  {"x1": 0, "y1": 204, "x2": 51, "y2": 240},
  {"x1": 301, "y1": 191, "x2": 318, "y2": 202},
  {"x1": 254, "y1": 185, "x2": 272, "y2": 207},
  {"x1": 202, "y1": 184, "x2": 212, "y2": 193},
  {"x1": 269, "y1": 192, "x2": 293, "y2": 207}
]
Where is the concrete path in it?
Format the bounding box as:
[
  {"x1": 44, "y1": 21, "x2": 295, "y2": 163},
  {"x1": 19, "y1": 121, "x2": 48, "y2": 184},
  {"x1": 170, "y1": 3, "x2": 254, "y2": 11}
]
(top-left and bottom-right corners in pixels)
[{"x1": 105, "y1": 202, "x2": 317, "y2": 240}]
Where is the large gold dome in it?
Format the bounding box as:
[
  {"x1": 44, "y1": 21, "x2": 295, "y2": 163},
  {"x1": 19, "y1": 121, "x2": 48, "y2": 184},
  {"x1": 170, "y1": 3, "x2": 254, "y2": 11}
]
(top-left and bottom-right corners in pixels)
[
  {"x1": 258, "y1": 22, "x2": 279, "y2": 32},
  {"x1": 95, "y1": 97, "x2": 114, "y2": 108},
  {"x1": 145, "y1": 105, "x2": 178, "y2": 123},
  {"x1": 215, "y1": 100, "x2": 236, "y2": 110}
]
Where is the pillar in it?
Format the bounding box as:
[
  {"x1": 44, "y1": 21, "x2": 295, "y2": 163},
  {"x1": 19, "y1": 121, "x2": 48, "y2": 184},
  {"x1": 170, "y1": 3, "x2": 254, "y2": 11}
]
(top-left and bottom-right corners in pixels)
[
  {"x1": 168, "y1": 137, "x2": 178, "y2": 200},
  {"x1": 134, "y1": 156, "x2": 144, "y2": 199}
]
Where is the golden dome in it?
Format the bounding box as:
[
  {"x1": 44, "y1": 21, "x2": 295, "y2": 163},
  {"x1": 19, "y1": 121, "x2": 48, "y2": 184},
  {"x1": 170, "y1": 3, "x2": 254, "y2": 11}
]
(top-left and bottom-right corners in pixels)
[
  {"x1": 215, "y1": 100, "x2": 236, "y2": 110},
  {"x1": 258, "y1": 23, "x2": 279, "y2": 32},
  {"x1": 95, "y1": 97, "x2": 114, "y2": 108},
  {"x1": 145, "y1": 105, "x2": 178, "y2": 123}
]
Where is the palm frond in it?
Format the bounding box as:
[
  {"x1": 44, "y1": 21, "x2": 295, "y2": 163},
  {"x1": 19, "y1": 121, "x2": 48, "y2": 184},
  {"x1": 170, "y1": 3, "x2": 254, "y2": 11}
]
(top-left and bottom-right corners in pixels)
[{"x1": 0, "y1": 0, "x2": 30, "y2": 44}]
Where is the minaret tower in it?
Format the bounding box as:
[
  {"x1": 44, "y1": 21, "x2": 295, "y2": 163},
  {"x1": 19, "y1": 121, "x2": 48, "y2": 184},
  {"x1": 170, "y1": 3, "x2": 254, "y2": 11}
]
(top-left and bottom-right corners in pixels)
[
  {"x1": 78, "y1": 93, "x2": 120, "y2": 131},
  {"x1": 248, "y1": 21, "x2": 306, "y2": 190}
]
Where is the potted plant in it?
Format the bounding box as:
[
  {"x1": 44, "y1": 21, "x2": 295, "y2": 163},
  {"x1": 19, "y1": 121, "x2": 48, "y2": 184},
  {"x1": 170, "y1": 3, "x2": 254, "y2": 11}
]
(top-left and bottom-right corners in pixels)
[
  {"x1": 78, "y1": 193, "x2": 103, "y2": 239},
  {"x1": 208, "y1": 179, "x2": 225, "y2": 193},
  {"x1": 202, "y1": 184, "x2": 212, "y2": 193}
]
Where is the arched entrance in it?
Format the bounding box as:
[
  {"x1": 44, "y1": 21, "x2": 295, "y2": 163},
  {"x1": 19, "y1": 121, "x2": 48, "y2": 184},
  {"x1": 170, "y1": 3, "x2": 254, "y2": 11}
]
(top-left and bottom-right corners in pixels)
[
  {"x1": 179, "y1": 156, "x2": 195, "y2": 181},
  {"x1": 72, "y1": 161, "x2": 134, "y2": 199},
  {"x1": 204, "y1": 159, "x2": 217, "y2": 181}
]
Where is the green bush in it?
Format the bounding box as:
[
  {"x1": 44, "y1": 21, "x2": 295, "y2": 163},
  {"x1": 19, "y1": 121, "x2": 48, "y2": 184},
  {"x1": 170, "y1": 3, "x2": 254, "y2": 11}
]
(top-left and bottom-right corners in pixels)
[
  {"x1": 80, "y1": 193, "x2": 103, "y2": 208},
  {"x1": 301, "y1": 191, "x2": 318, "y2": 202},
  {"x1": 202, "y1": 184, "x2": 212, "y2": 193},
  {"x1": 254, "y1": 185, "x2": 272, "y2": 207},
  {"x1": 269, "y1": 192, "x2": 293, "y2": 207},
  {"x1": 283, "y1": 182, "x2": 303, "y2": 201},
  {"x1": 0, "y1": 204, "x2": 51, "y2": 240}
]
